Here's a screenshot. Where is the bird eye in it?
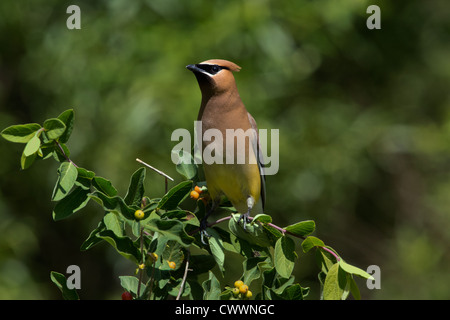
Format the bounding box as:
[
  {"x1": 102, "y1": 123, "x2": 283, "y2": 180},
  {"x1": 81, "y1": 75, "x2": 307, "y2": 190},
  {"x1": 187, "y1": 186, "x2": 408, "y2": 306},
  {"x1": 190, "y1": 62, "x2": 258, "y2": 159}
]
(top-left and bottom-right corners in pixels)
[{"x1": 211, "y1": 65, "x2": 220, "y2": 73}]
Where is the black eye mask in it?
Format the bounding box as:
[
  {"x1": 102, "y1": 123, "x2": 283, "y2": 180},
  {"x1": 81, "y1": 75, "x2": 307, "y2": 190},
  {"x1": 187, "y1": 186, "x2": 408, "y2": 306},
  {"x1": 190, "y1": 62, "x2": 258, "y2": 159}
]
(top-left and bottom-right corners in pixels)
[{"x1": 196, "y1": 64, "x2": 229, "y2": 75}]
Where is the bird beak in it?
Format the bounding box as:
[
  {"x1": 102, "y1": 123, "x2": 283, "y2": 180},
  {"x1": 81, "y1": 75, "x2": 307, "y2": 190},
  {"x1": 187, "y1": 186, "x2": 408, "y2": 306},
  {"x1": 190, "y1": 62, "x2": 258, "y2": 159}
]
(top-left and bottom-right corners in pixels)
[{"x1": 186, "y1": 64, "x2": 203, "y2": 74}]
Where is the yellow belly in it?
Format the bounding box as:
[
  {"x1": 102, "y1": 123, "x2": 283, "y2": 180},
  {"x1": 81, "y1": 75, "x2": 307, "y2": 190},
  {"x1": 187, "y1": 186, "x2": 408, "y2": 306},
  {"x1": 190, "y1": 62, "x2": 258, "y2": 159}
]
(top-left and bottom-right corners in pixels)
[{"x1": 204, "y1": 162, "x2": 261, "y2": 214}]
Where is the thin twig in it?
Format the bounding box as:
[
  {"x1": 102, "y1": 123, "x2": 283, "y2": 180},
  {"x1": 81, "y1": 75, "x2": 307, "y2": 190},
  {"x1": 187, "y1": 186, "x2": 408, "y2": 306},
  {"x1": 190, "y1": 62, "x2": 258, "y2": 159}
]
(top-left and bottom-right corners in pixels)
[
  {"x1": 147, "y1": 260, "x2": 156, "y2": 300},
  {"x1": 319, "y1": 246, "x2": 341, "y2": 262},
  {"x1": 176, "y1": 249, "x2": 191, "y2": 300},
  {"x1": 136, "y1": 158, "x2": 174, "y2": 181},
  {"x1": 137, "y1": 225, "x2": 144, "y2": 298},
  {"x1": 55, "y1": 140, "x2": 78, "y2": 167},
  {"x1": 188, "y1": 215, "x2": 232, "y2": 235}
]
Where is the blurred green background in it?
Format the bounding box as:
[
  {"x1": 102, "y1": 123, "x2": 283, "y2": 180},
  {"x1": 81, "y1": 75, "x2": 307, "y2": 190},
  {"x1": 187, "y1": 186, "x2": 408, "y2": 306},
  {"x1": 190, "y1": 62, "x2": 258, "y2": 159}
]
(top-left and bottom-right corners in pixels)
[{"x1": 1, "y1": 0, "x2": 449, "y2": 299}]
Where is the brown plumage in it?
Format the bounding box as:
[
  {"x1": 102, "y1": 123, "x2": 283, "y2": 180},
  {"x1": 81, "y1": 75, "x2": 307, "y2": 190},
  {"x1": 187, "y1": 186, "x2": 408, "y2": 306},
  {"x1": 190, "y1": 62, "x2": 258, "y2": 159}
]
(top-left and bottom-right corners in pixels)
[{"x1": 186, "y1": 59, "x2": 265, "y2": 242}]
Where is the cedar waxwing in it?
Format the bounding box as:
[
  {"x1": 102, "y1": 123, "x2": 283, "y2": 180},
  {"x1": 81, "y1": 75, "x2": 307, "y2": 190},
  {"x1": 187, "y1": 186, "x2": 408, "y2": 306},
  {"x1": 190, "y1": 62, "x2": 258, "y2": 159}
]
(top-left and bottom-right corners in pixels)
[{"x1": 186, "y1": 59, "x2": 265, "y2": 241}]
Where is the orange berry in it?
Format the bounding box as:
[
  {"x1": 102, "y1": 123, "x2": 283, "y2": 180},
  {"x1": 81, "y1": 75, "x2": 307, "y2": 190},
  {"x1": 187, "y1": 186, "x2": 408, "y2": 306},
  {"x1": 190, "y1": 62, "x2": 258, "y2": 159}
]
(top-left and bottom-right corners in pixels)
[
  {"x1": 239, "y1": 284, "x2": 248, "y2": 294},
  {"x1": 168, "y1": 261, "x2": 176, "y2": 269},
  {"x1": 234, "y1": 280, "x2": 244, "y2": 288},
  {"x1": 194, "y1": 186, "x2": 202, "y2": 194},
  {"x1": 190, "y1": 190, "x2": 200, "y2": 200}
]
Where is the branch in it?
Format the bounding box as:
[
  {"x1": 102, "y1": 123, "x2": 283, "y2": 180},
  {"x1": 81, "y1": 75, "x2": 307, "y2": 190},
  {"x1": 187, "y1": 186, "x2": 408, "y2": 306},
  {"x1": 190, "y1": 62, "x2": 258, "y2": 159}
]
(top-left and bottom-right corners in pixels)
[
  {"x1": 137, "y1": 225, "x2": 145, "y2": 298},
  {"x1": 189, "y1": 214, "x2": 342, "y2": 261},
  {"x1": 319, "y1": 246, "x2": 341, "y2": 262},
  {"x1": 136, "y1": 158, "x2": 174, "y2": 181},
  {"x1": 55, "y1": 140, "x2": 78, "y2": 168},
  {"x1": 176, "y1": 249, "x2": 191, "y2": 300}
]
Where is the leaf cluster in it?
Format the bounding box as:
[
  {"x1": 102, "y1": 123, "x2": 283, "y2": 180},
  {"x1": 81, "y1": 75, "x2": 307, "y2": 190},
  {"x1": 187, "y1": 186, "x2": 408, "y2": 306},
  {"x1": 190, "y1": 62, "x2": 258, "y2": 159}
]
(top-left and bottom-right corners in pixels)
[{"x1": 2, "y1": 109, "x2": 373, "y2": 300}]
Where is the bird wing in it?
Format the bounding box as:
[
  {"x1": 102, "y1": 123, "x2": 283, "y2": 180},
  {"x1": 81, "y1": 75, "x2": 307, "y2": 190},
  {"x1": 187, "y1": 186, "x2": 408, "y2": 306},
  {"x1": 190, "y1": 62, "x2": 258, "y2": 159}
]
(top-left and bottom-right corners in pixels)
[{"x1": 247, "y1": 112, "x2": 266, "y2": 210}]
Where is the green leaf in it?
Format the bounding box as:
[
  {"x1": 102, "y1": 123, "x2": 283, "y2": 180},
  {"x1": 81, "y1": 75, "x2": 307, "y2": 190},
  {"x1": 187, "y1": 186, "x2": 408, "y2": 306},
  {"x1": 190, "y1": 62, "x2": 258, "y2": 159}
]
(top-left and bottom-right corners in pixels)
[
  {"x1": 282, "y1": 284, "x2": 310, "y2": 300},
  {"x1": 75, "y1": 167, "x2": 95, "y2": 190},
  {"x1": 80, "y1": 221, "x2": 105, "y2": 251},
  {"x1": 161, "y1": 240, "x2": 184, "y2": 271},
  {"x1": 1, "y1": 123, "x2": 41, "y2": 143},
  {"x1": 284, "y1": 220, "x2": 315, "y2": 237},
  {"x1": 323, "y1": 263, "x2": 347, "y2": 300},
  {"x1": 144, "y1": 218, "x2": 194, "y2": 247},
  {"x1": 20, "y1": 149, "x2": 37, "y2": 170},
  {"x1": 23, "y1": 134, "x2": 41, "y2": 157},
  {"x1": 57, "y1": 109, "x2": 74, "y2": 143},
  {"x1": 76, "y1": 167, "x2": 95, "y2": 179},
  {"x1": 52, "y1": 186, "x2": 90, "y2": 221},
  {"x1": 88, "y1": 191, "x2": 135, "y2": 220},
  {"x1": 252, "y1": 213, "x2": 272, "y2": 224},
  {"x1": 173, "y1": 149, "x2": 198, "y2": 180},
  {"x1": 262, "y1": 223, "x2": 284, "y2": 240},
  {"x1": 39, "y1": 141, "x2": 56, "y2": 159},
  {"x1": 167, "y1": 278, "x2": 191, "y2": 298},
  {"x1": 202, "y1": 271, "x2": 221, "y2": 300},
  {"x1": 124, "y1": 167, "x2": 146, "y2": 206},
  {"x1": 157, "y1": 180, "x2": 192, "y2": 210},
  {"x1": 301, "y1": 236, "x2": 325, "y2": 253},
  {"x1": 261, "y1": 267, "x2": 276, "y2": 300},
  {"x1": 206, "y1": 228, "x2": 225, "y2": 274},
  {"x1": 119, "y1": 276, "x2": 146, "y2": 298},
  {"x1": 97, "y1": 229, "x2": 141, "y2": 263},
  {"x1": 104, "y1": 212, "x2": 124, "y2": 237},
  {"x1": 339, "y1": 260, "x2": 374, "y2": 280},
  {"x1": 189, "y1": 255, "x2": 216, "y2": 275},
  {"x1": 274, "y1": 236, "x2": 297, "y2": 279},
  {"x1": 315, "y1": 249, "x2": 336, "y2": 273},
  {"x1": 348, "y1": 275, "x2": 361, "y2": 300},
  {"x1": 271, "y1": 276, "x2": 295, "y2": 295},
  {"x1": 228, "y1": 213, "x2": 272, "y2": 247},
  {"x1": 50, "y1": 271, "x2": 79, "y2": 300},
  {"x1": 92, "y1": 176, "x2": 118, "y2": 197},
  {"x1": 52, "y1": 162, "x2": 78, "y2": 201},
  {"x1": 52, "y1": 142, "x2": 70, "y2": 162},
  {"x1": 242, "y1": 256, "x2": 268, "y2": 286},
  {"x1": 161, "y1": 209, "x2": 188, "y2": 220},
  {"x1": 43, "y1": 118, "x2": 66, "y2": 140}
]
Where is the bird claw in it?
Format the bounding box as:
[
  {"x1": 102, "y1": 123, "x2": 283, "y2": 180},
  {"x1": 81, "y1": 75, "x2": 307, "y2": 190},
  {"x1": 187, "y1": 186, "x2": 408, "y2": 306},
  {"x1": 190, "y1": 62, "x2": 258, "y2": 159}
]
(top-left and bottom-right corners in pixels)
[
  {"x1": 200, "y1": 229, "x2": 210, "y2": 245},
  {"x1": 199, "y1": 218, "x2": 210, "y2": 245},
  {"x1": 237, "y1": 212, "x2": 251, "y2": 230}
]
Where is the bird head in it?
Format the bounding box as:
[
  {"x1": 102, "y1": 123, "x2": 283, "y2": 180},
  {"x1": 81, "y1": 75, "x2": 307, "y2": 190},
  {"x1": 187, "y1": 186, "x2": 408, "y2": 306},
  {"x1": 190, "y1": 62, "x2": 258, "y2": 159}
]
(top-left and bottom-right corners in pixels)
[{"x1": 186, "y1": 59, "x2": 241, "y2": 95}]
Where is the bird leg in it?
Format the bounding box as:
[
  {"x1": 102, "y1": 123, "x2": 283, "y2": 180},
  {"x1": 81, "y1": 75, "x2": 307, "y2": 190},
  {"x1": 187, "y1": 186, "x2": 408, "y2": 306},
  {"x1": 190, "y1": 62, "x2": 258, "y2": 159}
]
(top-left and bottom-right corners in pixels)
[
  {"x1": 199, "y1": 201, "x2": 218, "y2": 245},
  {"x1": 237, "y1": 196, "x2": 254, "y2": 230}
]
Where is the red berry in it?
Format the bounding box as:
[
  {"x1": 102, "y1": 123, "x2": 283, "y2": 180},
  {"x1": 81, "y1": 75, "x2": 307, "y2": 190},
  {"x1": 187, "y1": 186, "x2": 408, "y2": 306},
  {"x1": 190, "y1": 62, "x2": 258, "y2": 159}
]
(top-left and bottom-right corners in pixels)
[{"x1": 121, "y1": 291, "x2": 133, "y2": 300}]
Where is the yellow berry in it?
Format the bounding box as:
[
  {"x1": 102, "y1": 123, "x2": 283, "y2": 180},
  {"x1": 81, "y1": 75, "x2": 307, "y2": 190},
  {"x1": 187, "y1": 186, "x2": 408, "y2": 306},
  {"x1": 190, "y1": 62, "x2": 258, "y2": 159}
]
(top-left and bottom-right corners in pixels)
[
  {"x1": 149, "y1": 252, "x2": 158, "y2": 262},
  {"x1": 239, "y1": 284, "x2": 248, "y2": 294},
  {"x1": 245, "y1": 290, "x2": 252, "y2": 299},
  {"x1": 190, "y1": 190, "x2": 200, "y2": 200},
  {"x1": 134, "y1": 209, "x2": 145, "y2": 220},
  {"x1": 138, "y1": 263, "x2": 145, "y2": 270},
  {"x1": 168, "y1": 261, "x2": 176, "y2": 269},
  {"x1": 234, "y1": 280, "x2": 244, "y2": 288},
  {"x1": 232, "y1": 287, "x2": 240, "y2": 297}
]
